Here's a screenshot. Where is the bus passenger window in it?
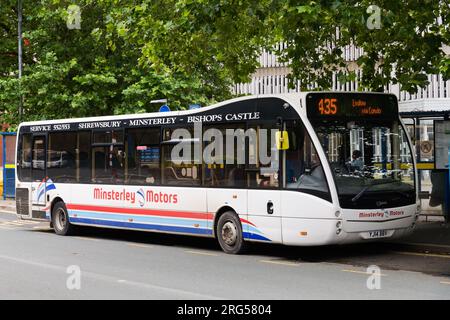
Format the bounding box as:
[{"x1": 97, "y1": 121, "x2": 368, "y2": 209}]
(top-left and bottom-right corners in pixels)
[
  {"x1": 77, "y1": 131, "x2": 91, "y2": 183},
  {"x1": 32, "y1": 136, "x2": 46, "y2": 182},
  {"x1": 91, "y1": 130, "x2": 125, "y2": 183},
  {"x1": 18, "y1": 133, "x2": 32, "y2": 182},
  {"x1": 203, "y1": 124, "x2": 246, "y2": 188},
  {"x1": 162, "y1": 127, "x2": 201, "y2": 187},
  {"x1": 247, "y1": 124, "x2": 279, "y2": 188},
  {"x1": 285, "y1": 121, "x2": 329, "y2": 197},
  {"x1": 126, "y1": 128, "x2": 161, "y2": 184},
  {"x1": 47, "y1": 132, "x2": 77, "y2": 183}
]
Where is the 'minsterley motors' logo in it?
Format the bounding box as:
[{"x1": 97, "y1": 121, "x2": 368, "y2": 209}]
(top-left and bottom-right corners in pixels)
[
  {"x1": 93, "y1": 188, "x2": 178, "y2": 206},
  {"x1": 137, "y1": 188, "x2": 145, "y2": 207},
  {"x1": 359, "y1": 210, "x2": 404, "y2": 219}
]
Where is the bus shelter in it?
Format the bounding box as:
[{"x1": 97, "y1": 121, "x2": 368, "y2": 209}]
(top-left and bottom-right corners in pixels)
[{"x1": 400, "y1": 111, "x2": 450, "y2": 221}]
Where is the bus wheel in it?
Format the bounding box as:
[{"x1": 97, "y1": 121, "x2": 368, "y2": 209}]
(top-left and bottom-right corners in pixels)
[
  {"x1": 52, "y1": 201, "x2": 76, "y2": 236},
  {"x1": 216, "y1": 211, "x2": 247, "y2": 254}
]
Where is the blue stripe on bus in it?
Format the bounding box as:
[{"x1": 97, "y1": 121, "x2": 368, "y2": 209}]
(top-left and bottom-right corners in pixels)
[
  {"x1": 68, "y1": 210, "x2": 209, "y2": 229},
  {"x1": 243, "y1": 232, "x2": 271, "y2": 242},
  {"x1": 69, "y1": 217, "x2": 213, "y2": 236}
]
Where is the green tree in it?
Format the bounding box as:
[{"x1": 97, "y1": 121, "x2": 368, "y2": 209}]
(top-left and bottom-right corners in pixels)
[
  {"x1": 0, "y1": 0, "x2": 238, "y2": 127},
  {"x1": 273, "y1": 0, "x2": 450, "y2": 92},
  {"x1": 1, "y1": 1, "x2": 449, "y2": 128}
]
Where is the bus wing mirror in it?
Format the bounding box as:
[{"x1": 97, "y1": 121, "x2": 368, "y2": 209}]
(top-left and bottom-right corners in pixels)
[{"x1": 276, "y1": 131, "x2": 289, "y2": 150}]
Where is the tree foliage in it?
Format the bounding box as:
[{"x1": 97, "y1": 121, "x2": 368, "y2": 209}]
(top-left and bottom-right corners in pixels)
[
  {"x1": 0, "y1": 1, "x2": 449, "y2": 127},
  {"x1": 274, "y1": 0, "x2": 450, "y2": 92}
]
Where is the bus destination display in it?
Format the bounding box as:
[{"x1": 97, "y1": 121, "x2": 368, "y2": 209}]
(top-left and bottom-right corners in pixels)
[{"x1": 306, "y1": 93, "x2": 398, "y2": 119}]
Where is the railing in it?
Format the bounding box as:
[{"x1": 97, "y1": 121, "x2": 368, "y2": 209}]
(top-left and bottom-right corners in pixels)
[{"x1": 234, "y1": 48, "x2": 450, "y2": 104}]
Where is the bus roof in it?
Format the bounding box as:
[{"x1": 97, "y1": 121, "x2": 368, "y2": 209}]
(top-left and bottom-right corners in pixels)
[
  {"x1": 18, "y1": 93, "x2": 303, "y2": 127},
  {"x1": 17, "y1": 91, "x2": 398, "y2": 130}
]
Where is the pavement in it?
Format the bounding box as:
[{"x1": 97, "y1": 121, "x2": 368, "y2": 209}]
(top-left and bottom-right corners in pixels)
[
  {"x1": 0, "y1": 199, "x2": 14, "y2": 213},
  {"x1": 0, "y1": 198, "x2": 449, "y2": 299}
]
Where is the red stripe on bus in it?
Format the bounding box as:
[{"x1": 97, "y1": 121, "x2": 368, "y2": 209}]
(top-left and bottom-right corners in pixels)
[
  {"x1": 240, "y1": 218, "x2": 256, "y2": 227},
  {"x1": 66, "y1": 203, "x2": 214, "y2": 221}
]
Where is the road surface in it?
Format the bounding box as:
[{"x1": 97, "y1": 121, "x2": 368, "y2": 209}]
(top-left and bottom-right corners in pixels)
[{"x1": 0, "y1": 211, "x2": 449, "y2": 299}]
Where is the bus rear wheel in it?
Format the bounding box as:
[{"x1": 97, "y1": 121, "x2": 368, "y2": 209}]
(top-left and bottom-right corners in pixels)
[
  {"x1": 52, "y1": 201, "x2": 76, "y2": 236},
  {"x1": 216, "y1": 211, "x2": 247, "y2": 254}
]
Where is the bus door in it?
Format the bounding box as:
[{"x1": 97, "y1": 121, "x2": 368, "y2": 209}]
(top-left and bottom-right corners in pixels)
[
  {"x1": 30, "y1": 135, "x2": 48, "y2": 216},
  {"x1": 246, "y1": 122, "x2": 283, "y2": 243}
]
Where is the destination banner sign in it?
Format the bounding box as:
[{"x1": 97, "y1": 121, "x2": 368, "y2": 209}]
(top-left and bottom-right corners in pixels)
[{"x1": 20, "y1": 97, "x2": 300, "y2": 133}]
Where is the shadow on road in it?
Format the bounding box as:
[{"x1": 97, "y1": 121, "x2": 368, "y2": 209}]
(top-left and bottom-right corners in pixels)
[{"x1": 29, "y1": 224, "x2": 450, "y2": 278}]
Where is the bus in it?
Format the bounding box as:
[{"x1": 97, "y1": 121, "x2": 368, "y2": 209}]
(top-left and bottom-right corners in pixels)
[{"x1": 15, "y1": 92, "x2": 418, "y2": 254}]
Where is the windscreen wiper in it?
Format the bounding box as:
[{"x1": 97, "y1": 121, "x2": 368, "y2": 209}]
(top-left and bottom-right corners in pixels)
[{"x1": 351, "y1": 180, "x2": 399, "y2": 203}]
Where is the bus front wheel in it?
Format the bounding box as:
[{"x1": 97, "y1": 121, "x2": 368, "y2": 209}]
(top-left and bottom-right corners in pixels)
[
  {"x1": 216, "y1": 211, "x2": 247, "y2": 254},
  {"x1": 52, "y1": 201, "x2": 76, "y2": 236}
]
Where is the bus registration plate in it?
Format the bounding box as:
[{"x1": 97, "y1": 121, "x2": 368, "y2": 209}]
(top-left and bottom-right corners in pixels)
[{"x1": 361, "y1": 230, "x2": 393, "y2": 239}]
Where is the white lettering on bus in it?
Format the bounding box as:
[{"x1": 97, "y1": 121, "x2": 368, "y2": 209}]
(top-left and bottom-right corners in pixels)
[
  {"x1": 78, "y1": 120, "x2": 122, "y2": 130},
  {"x1": 52, "y1": 124, "x2": 71, "y2": 130},
  {"x1": 30, "y1": 125, "x2": 51, "y2": 132},
  {"x1": 129, "y1": 117, "x2": 176, "y2": 126}
]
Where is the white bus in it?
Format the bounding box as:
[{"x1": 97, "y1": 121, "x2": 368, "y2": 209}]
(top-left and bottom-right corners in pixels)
[{"x1": 15, "y1": 92, "x2": 418, "y2": 254}]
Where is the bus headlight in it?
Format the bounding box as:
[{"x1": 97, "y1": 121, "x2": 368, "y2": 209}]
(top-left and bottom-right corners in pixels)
[{"x1": 335, "y1": 211, "x2": 341, "y2": 218}]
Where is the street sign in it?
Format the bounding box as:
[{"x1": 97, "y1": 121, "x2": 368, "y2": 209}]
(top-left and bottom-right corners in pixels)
[{"x1": 159, "y1": 105, "x2": 171, "y2": 112}]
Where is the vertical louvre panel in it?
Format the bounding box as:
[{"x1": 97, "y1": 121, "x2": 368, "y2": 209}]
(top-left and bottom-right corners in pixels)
[{"x1": 15, "y1": 188, "x2": 29, "y2": 216}]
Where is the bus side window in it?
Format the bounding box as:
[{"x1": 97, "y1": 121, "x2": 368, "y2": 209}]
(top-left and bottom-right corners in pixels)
[
  {"x1": 126, "y1": 128, "x2": 161, "y2": 185},
  {"x1": 285, "y1": 121, "x2": 329, "y2": 198},
  {"x1": 18, "y1": 133, "x2": 32, "y2": 182},
  {"x1": 91, "y1": 130, "x2": 125, "y2": 183},
  {"x1": 247, "y1": 123, "x2": 279, "y2": 189},
  {"x1": 162, "y1": 127, "x2": 201, "y2": 187},
  {"x1": 47, "y1": 132, "x2": 77, "y2": 183},
  {"x1": 203, "y1": 124, "x2": 246, "y2": 188},
  {"x1": 77, "y1": 131, "x2": 91, "y2": 183}
]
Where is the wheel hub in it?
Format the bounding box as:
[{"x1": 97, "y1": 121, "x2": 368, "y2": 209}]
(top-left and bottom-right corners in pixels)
[
  {"x1": 221, "y1": 221, "x2": 237, "y2": 246},
  {"x1": 55, "y1": 208, "x2": 66, "y2": 231}
]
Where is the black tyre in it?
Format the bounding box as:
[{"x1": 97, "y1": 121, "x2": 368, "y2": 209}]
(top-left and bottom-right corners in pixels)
[
  {"x1": 52, "y1": 201, "x2": 76, "y2": 236},
  {"x1": 216, "y1": 211, "x2": 247, "y2": 254}
]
